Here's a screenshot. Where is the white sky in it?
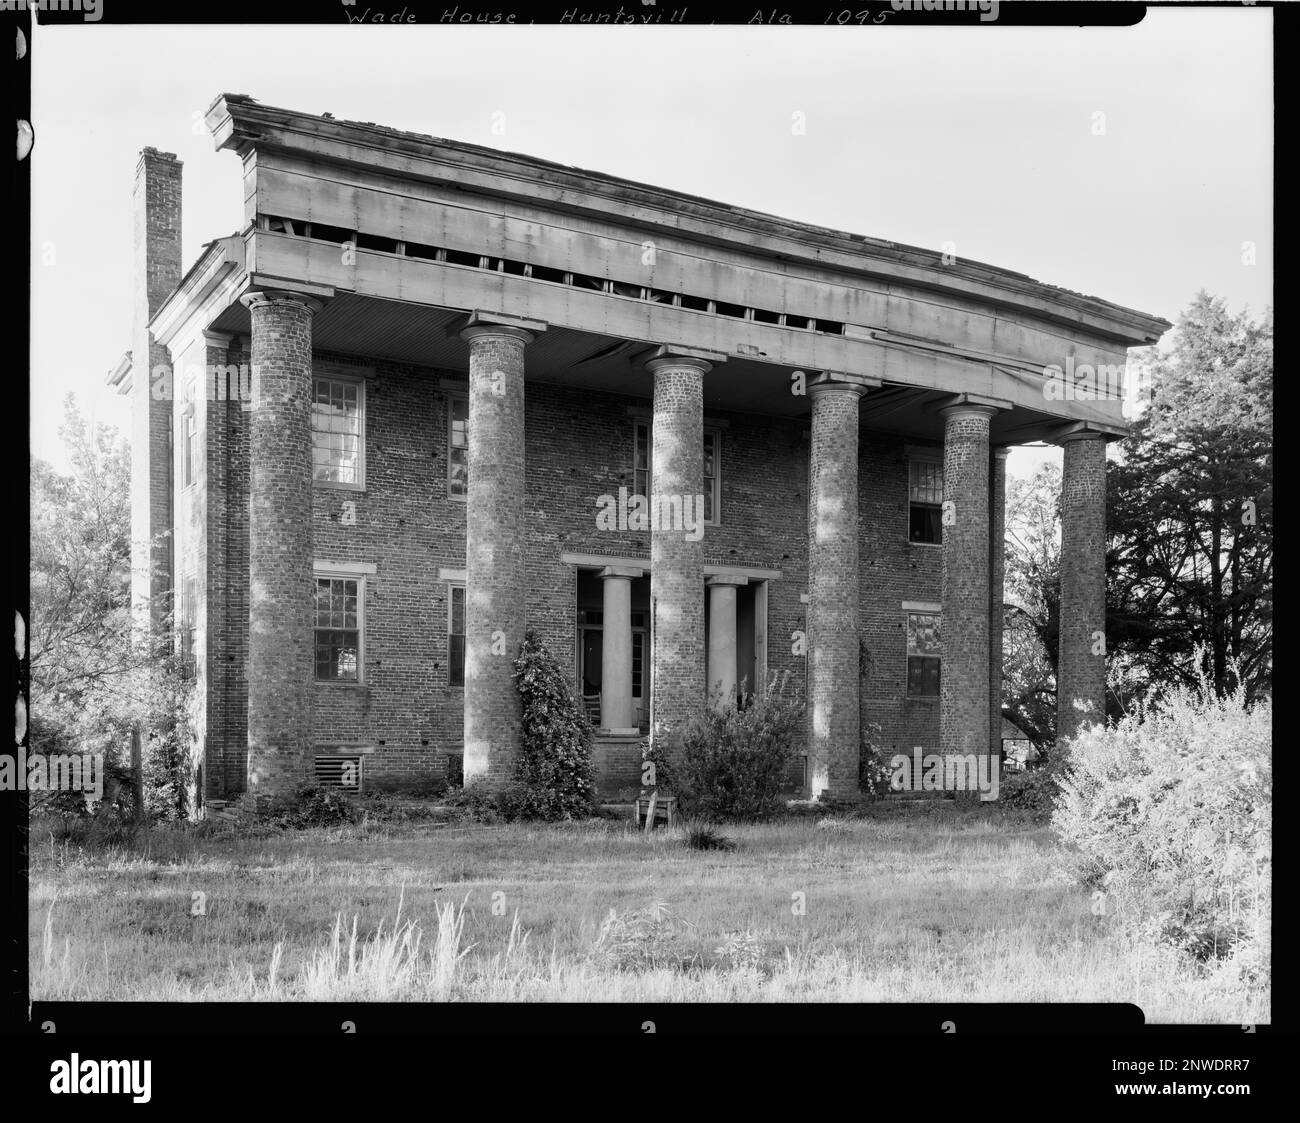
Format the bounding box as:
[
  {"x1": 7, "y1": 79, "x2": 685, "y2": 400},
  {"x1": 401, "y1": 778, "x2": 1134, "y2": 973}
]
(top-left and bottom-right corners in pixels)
[{"x1": 29, "y1": 12, "x2": 1272, "y2": 481}]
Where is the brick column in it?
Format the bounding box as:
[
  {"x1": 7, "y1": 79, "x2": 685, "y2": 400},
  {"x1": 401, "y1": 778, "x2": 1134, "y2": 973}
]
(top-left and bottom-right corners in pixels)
[
  {"x1": 461, "y1": 323, "x2": 534, "y2": 789},
  {"x1": 990, "y1": 447, "x2": 1009, "y2": 764},
  {"x1": 939, "y1": 404, "x2": 997, "y2": 785},
  {"x1": 646, "y1": 354, "x2": 710, "y2": 758},
  {"x1": 807, "y1": 377, "x2": 869, "y2": 802},
  {"x1": 241, "y1": 291, "x2": 321, "y2": 807},
  {"x1": 706, "y1": 576, "x2": 746, "y2": 710},
  {"x1": 599, "y1": 566, "x2": 642, "y2": 734},
  {"x1": 1057, "y1": 432, "x2": 1108, "y2": 744},
  {"x1": 131, "y1": 148, "x2": 182, "y2": 634}
]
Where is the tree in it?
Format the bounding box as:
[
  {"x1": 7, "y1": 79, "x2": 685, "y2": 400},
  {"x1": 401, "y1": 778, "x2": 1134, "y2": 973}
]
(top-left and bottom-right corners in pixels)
[
  {"x1": 1003, "y1": 462, "x2": 1061, "y2": 750},
  {"x1": 1108, "y1": 293, "x2": 1272, "y2": 705},
  {"x1": 29, "y1": 397, "x2": 192, "y2": 818}
]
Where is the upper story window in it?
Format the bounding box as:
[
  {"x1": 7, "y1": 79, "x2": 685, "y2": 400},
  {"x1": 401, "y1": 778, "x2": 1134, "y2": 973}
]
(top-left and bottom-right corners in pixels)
[
  {"x1": 908, "y1": 456, "x2": 943, "y2": 544},
  {"x1": 312, "y1": 375, "x2": 364, "y2": 488},
  {"x1": 178, "y1": 573, "x2": 198, "y2": 680},
  {"x1": 448, "y1": 395, "x2": 469, "y2": 500},
  {"x1": 633, "y1": 420, "x2": 722, "y2": 525},
  {"x1": 315, "y1": 574, "x2": 362, "y2": 682},
  {"x1": 448, "y1": 583, "x2": 466, "y2": 686},
  {"x1": 180, "y1": 405, "x2": 198, "y2": 490},
  {"x1": 906, "y1": 611, "x2": 941, "y2": 699}
]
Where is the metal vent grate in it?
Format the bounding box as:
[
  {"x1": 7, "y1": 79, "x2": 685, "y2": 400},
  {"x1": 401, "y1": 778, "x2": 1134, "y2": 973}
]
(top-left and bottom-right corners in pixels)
[{"x1": 315, "y1": 755, "x2": 364, "y2": 793}]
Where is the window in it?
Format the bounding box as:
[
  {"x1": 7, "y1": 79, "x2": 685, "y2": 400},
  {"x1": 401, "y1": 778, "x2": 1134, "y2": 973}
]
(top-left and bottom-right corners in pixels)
[
  {"x1": 180, "y1": 405, "x2": 198, "y2": 490},
  {"x1": 312, "y1": 376, "x2": 364, "y2": 487},
  {"x1": 448, "y1": 396, "x2": 469, "y2": 500},
  {"x1": 630, "y1": 610, "x2": 648, "y2": 697},
  {"x1": 632, "y1": 420, "x2": 722, "y2": 524},
  {"x1": 702, "y1": 431, "x2": 720, "y2": 523},
  {"x1": 448, "y1": 584, "x2": 466, "y2": 686},
  {"x1": 909, "y1": 457, "x2": 943, "y2": 544},
  {"x1": 906, "y1": 612, "x2": 941, "y2": 699},
  {"x1": 315, "y1": 576, "x2": 361, "y2": 682},
  {"x1": 178, "y1": 573, "x2": 197, "y2": 679}
]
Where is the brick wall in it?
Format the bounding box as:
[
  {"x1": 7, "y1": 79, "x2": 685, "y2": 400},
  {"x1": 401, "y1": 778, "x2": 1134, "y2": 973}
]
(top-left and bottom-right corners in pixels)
[{"x1": 202, "y1": 353, "x2": 944, "y2": 795}]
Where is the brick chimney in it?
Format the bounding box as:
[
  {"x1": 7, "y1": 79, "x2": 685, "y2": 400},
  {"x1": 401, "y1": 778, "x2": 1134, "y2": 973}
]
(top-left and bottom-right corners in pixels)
[{"x1": 131, "y1": 148, "x2": 183, "y2": 631}]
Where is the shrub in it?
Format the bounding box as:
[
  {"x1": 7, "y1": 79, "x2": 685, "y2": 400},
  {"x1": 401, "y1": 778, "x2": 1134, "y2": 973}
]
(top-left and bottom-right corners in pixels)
[
  {"x1": 683, "y1": 823, "x2": 736, "y2": 851},
  {"x1": 592, "y1": 901, "x2": 697, "y2": 971},
  {"x1": 267, "y1": 785, "x2": 359, "y2": 829},
  {"x1": 1053, "y1": 672, "x2": 1270, "y2": 967},
  {"x1": 997, "y1": 753, "x2": 1069, "y2": 823},
  {"x1": 675, "y1": 672, "x2": 805, "y2": 820},
  {"x1": 857, "y1": 722, "x2": 891, "y2": 799},
  {"x1": 488, "y1": 632, "x2": 597, "y2": 821}
]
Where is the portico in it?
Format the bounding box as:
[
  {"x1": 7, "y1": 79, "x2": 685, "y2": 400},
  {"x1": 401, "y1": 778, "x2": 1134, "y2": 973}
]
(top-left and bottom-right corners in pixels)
[{"x1": 132, "y1": 94, "x2": 1169, "y2": 803}]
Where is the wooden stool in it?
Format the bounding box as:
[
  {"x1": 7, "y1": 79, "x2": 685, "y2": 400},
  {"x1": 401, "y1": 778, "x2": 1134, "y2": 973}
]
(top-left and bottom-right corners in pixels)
[{"x1": 634, "y1": 791, "x2": 677, "y2": 831}]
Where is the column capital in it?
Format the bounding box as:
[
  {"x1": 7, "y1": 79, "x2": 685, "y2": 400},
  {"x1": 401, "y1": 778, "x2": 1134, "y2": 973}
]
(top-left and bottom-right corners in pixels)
[
  {"x1": 808, "y1": 371, "x2": 880, "y2": 397},
  {"x1": 706, "y1": 574, "x2": 749, "y2": 587},
  {"x1": 461, "y1": 324, "x2": 536, "y2": 346},
  {"x1": 240, "y1": 289, "x2": 325, "y2": 317},
  {"x1": 598, "y1": 565, "x2": 644, "y2": 580},
  {"x1": 645, "y1": 349, "x2": 717, "y2": 376},
  {"x1": 457, "y1": 311, "x2": 546, "y2": 346},
  {"x1": 936, "y1": 393, "x2": 1010, "y2": 422},
  {"x1": 993, "y1": 445, "x2": 1013, "y2": 460},
  {"x1": 1050, "y1": 421, "x2": 1122, "y2": 445}
]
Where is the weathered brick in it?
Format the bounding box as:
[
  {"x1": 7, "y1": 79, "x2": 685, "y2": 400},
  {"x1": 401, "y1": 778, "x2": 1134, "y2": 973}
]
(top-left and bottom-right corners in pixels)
[
  {"x1": 807, "y1": 379, "x2": 867, "y2": 801},
  {"x1": 646, "y1": 356, "x2": 709, "y2": 760},
  {"x1": 940, "y1": 405, "x2": 995, "y2": 780},
  {"x1": 130, "y1": 149, "x2": 181, "y2": 633},
  {"x1": 461, "y1": 325, "x2": 531, "y2": 790},
  {"x1": 242, "y1": 292, "x2": 319, "y2": 804},
  {"x1": 1057, "y1": 433, "x2": 1107, "y2": 743}
]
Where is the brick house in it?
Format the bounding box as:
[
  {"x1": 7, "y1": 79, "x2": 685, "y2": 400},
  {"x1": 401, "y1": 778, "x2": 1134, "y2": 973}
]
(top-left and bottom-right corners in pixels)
[{"x1": 108, "y1": 94, "x2": 1168, "y2": 808}]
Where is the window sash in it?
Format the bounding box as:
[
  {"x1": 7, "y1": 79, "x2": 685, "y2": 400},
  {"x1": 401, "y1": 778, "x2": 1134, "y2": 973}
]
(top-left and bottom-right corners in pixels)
[
  {"x1": 906, "y1": 656, "x2": 941, "y2": 698},
  {"x1": 449, "y1": 397, "x2": 469, "y2": 499},
  {"x1": 448, "y1": 584, "x2": 466, "y2": 686},
  {"x1": 315, "y1": 576, "x2": 361, "y2": 681},
  {"x1": 909, "y1": 459, "x2": 943, "y2": 505},
  {"x1": 312, "y1": 376, "x2": 363, "y2": 486},
  {"x1": 905, "y1": 612, "x2": 940, "y2": 698}
]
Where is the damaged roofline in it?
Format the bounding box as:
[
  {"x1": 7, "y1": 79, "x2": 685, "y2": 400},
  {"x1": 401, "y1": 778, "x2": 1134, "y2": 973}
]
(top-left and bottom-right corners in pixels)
[{"x1": 203, "y1": 92, "x2": 1172, "y2": 349}]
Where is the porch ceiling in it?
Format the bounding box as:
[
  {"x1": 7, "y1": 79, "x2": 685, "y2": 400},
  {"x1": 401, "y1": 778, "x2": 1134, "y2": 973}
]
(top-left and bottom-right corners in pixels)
[{"x1": 208, "y1": 291, "x2": 1070, "y2": 444}]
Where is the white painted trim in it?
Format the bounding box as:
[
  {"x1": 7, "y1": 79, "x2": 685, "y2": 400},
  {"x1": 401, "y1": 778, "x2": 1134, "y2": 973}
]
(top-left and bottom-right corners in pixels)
[
  {"x1": 311, "y1": 367, "x2": 367, "y2": 491},
  {"x1": 311, "y1": 568, "x2": 367, "y2": 686},
  {"x1": 315, "y1": 560, "x2": 377, "y2": 575},
  {"x1": 559, "y1": 551, "x2": 782, "y2": 581}
]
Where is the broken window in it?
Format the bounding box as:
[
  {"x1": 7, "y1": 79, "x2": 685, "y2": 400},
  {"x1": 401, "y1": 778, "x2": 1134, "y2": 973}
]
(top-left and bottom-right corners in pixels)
[{"x1": 906, "y1": 612, "x2": 941, "y2": 699}]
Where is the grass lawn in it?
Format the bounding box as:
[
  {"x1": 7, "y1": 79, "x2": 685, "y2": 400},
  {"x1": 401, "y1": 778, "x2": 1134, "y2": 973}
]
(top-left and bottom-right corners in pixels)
[{"x1": 28, "y1": 804, "x2": 1268, "y2": 1021}]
